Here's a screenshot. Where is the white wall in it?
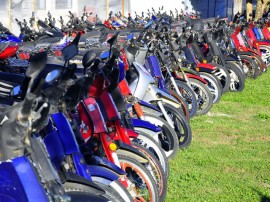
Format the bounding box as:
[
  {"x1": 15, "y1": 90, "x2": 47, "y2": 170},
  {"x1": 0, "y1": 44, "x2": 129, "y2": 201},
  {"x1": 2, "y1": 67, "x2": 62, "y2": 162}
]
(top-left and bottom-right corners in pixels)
[
  {"x1": 129, "y1": 0, "x2": 194, "y2": 15},
  {"x1": 2, "y1": 0, "x2": 79, "y2": 35}
]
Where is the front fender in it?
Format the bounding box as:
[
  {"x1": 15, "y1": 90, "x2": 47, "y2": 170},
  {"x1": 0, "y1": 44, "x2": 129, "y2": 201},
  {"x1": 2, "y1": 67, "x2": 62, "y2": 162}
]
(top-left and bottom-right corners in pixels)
[
  {"x1": 88, "y1": 155, "x2": 126, "y2": 176},
  {"x1": 116, "y1": 141, "x2": 148, "y2": 163},
  {"x1": 149, "y1": 85, "x2": 180, "y2": 104},
  {"x1": 186, "y1": 73, "x2": 208, "y2": 84},
  {"x1": 138, "y1": 100, "x2": 162, "y2": 116},
  {"x1": 132, "y1": 118, "x2": 162, "y2": 133},
  {"x1": 87, "y1": 165, "x2": 120, "y2": 181},
  {"x1": 197, "y1": 63, "x2": 217, "y2": 73},
  {"x1": 181, "y1": 66, "x2": 200, "y2": 75}
]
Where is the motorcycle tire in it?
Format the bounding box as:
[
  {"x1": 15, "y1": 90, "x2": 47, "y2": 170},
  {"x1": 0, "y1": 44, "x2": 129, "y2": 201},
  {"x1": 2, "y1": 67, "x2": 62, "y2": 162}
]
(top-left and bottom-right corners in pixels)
[
  {"x1": 132, "y1": 142, "x2": 167, "y2": 202},
  {"x1": 166, "y1": 80, "x2": 198, "y2": 118},
  {"x1": 188, "y1": 78, "x2": 213, "y2": 115},
  {"x1": 199, "y1": 72, "x2": 222, "y2": 104},
  {"x1": 162, "y1": 103, "x2": 192, "y2": 149},
  {"x1": 118, "y1": 155, "x2": 159, "y2": 202}
]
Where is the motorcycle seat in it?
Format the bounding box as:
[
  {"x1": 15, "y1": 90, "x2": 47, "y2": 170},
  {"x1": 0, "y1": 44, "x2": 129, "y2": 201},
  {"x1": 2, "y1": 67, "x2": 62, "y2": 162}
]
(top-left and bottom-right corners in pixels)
[{"x1": 80, "y1": 31, "x2": 101, "y2": 42}]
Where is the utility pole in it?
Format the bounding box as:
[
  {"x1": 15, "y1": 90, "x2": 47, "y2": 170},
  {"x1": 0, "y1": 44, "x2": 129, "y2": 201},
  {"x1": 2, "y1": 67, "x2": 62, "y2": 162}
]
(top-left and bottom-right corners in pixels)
[
  {"x1": 32, "y1": 0, "x2": 36, "y2": 14},
  {"x1": 8, "y1": 0, "x2": 12, "y2": 31},
  {"x1": 106, "y1": 0, "x2": 109, "y2": 18},
  {"x1": 122, "y1": 0, "x2": 124, "y2": 16},
  {"x1": 32, "y1": 0, "x2": 37, "y2": 30}
]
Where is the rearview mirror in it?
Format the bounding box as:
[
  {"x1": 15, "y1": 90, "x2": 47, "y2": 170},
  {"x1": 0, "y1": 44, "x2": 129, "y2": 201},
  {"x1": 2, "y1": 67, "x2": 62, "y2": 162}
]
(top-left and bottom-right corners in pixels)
[
  {"x1": 62, "y1": 43, "x2": 78, "y2": 61},
  {"x1": 106, "y1": 32, "x2": 120, "y2": 45}
]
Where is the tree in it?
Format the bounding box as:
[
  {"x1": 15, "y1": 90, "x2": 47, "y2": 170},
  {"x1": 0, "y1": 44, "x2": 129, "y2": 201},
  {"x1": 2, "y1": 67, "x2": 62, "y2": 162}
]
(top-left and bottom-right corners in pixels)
[
  {"x1": 255, "y1": 0, "x2": 270, "y2": 20},
  {"x1": 255, "y1": 0, "x2": 263, "y2": 20},
  {"x1": 246, "y1": 0, "x2": 253, "y2": 21}
]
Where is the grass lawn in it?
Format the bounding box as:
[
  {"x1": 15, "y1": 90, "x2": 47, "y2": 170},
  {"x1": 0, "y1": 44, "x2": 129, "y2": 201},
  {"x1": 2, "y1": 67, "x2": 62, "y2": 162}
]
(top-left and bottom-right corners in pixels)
[{"x1": 166, "y1": 72, "x2": 270, "y2": 202}]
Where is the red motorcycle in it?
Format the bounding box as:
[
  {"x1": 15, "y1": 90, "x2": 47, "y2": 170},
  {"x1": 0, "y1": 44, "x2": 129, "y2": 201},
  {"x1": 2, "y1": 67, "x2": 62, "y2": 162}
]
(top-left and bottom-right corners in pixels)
[{"x1": 76, "y1": 45, "x2": 162, "y2": 201}]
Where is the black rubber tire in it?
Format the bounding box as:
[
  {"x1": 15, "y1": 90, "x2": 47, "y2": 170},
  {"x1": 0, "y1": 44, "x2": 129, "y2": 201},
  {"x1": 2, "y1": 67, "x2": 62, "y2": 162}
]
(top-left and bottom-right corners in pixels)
[
  {"x1": 227, "y1": 61, "x2": 246, "y2": 78},
  {"x1": 140, "y1": 113, "x2": 179, "y2": 159},
  {"x1": 131, "y1": 142, "x2": 167, "y2": 202},
  {"x1": 67, "y1": 191, "x2": 109, "y2": 202},
  {"x1": 92, "y1": 179, "x2": 133, "y2": 202},
  {"x1": 240, "y1": 55, "x2": 259, "y2": 79},
  {"x1": 199, "y1": 72, "x2": 222, "y2": 104},
  {"x1": 63, "y1": 182, "x2": 122, "y2": 202},
  {"x1": 188, "y1": 78, "x2": 213, "y2": 115},
  {"x1": 210, "y1": 63, "x2": 231, "y2": 94},
  {"x1": 94, "y1": 182, "x2": 128, "y2": 202},
  {"x1": 258, "y1": 45, "x2": 270, "y2": 72},
  {"x1": 166, "y1": 80, "x2": 198, "y2": 118},
  {"x1": 118, "y1": 155, "x2": 159, "y2": 202},
  {"x1": 226, "y1": 62, "x2": 245, "y2": 92},
  {"x1": 132, "y1": 130, "x2": 170, "y2": 179},
  {"x1": 162, "y1": 103, "x2": 192, "y2": 149}
]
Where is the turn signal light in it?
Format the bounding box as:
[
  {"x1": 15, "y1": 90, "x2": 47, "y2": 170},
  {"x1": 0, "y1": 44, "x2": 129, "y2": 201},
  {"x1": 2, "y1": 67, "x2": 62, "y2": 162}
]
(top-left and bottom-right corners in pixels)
[
  {"x1": 109, "y1": 143, "x2": 117, "y2": 151},
  {"x1": 195, "y1": 67, "x2": 200, "y2": 72},
  {"x1": 203, "y1": 60, "x2": 207, "y2": 64}
]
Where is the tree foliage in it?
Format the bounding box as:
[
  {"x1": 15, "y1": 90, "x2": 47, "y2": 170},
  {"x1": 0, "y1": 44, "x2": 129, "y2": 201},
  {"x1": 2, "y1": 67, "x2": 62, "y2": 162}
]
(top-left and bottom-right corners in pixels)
[{"x1": 247, "y1": 0, "x2": 270, "y2": 21}]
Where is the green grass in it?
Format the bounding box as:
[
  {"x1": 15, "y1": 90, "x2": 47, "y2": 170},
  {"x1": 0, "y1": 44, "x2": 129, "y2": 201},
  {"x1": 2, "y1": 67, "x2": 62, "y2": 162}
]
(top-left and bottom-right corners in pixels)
[{"x1": 166, "y1": 73, "x2": 270, "y2": 202}]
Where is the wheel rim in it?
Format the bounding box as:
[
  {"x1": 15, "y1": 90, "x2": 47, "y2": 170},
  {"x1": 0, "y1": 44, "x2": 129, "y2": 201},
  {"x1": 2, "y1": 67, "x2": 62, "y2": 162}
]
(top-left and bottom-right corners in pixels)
[
  {"x1": 200, "y1": 75, "x2": 219, "y2": 103},
  {"x1": 132, "y1": 144, "x2": 164, "y2": 196},
  {"x1": 241, "y1": 58, "x2": 256, "y2": 77},
  {"x1": 168, "y1": 83, "x2": 196, "y2": 115},
  {"x1": 228, "y1": 70, "x2": 240, "y2": 91},
  {"x1": 120, "y1": 162, "x2": 154, "y2": 202},
  {"x1": 136, "y1": 134, "x2": 168, "y2": 173},
  {"x1": 214, "y1": 69, "x2": 228, "y2": 89},
  {"x1": 190, "y1": 83, "x2": 207, "y2": 111}
]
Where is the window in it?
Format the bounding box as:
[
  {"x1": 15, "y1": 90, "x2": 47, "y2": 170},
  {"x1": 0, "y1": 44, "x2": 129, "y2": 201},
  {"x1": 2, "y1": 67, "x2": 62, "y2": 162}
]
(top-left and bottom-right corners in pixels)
[
  {"x1": 36, "y1": 0, "x2": 46, "y2": 10},
  {"x1": 55, "y1": 0, "x2": 72, "y2": 9}
]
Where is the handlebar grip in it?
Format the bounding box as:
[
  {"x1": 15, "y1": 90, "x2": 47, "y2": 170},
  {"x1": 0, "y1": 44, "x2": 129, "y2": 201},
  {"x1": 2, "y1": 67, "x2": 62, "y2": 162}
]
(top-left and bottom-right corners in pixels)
[{"x1": 19, "y1": 93, "x2": 35, "y2": 119}]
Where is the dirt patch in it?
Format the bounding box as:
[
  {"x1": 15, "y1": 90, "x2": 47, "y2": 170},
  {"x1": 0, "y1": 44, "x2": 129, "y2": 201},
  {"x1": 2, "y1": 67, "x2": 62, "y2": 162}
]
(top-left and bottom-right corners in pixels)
[
  {"x1": 207, "y1": 112, "x2": 234, "y2": 118},
  {"x1": 224, "y1": 166, "x2": 246, "y2": 174},
  {"x1": 244, "y1": 136, "x2": 270, "y2": 143},
  {"x1": 260, "y1": 182, "x2": 270, "y2": 188},
  {"x1": 197, "y1": 135, "x2": 239, "y2": 146}
]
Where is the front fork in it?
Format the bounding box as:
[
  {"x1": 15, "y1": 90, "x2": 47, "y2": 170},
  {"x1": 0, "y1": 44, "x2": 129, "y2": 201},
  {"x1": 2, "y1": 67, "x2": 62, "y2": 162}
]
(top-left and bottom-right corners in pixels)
[
  {"x1": 156, "y1": 100, "x2": 175, "y2": 129},
  {"x1": 170, "y1": 76, "x2": 184, "y2": 99},
  {"x1": 100, "y1": 133, "x2": 137, "y2": 198}
]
